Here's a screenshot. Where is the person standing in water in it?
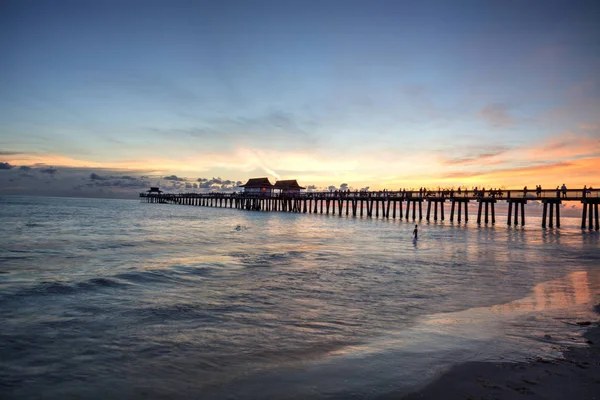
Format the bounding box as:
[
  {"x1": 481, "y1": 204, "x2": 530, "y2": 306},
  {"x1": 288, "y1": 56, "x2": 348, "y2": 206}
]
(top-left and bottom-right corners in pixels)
[{"x1": 413, "y1": 225, "x2": 418, "y2": 239}]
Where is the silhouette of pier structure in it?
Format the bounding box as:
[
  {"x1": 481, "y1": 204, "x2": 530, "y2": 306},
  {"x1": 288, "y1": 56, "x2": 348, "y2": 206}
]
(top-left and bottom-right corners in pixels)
[{"x1": 141, "y1": 186, "x2": 600, "y2": 231}]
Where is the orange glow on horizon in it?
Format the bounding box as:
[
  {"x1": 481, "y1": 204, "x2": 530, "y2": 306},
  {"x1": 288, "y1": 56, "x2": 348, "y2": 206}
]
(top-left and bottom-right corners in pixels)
[{"x1": 3, "y1": 137, "x2": 599, "y2": 190}]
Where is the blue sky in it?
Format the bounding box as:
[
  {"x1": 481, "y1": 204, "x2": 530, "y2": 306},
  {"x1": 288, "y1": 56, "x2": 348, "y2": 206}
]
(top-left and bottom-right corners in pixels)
[{"x1": 1, "y1": 0, "x2": 599, "y2": 197}]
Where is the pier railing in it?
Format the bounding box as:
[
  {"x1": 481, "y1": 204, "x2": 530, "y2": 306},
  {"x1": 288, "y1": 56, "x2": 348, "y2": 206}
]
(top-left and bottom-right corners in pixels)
[{"x1": 141, "y1": 188, "x2": 599, "y2": 200}]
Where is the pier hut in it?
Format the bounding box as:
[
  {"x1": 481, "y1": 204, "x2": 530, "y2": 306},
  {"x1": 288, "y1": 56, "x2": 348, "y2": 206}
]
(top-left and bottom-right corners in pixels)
[
  {"x1": 144, "y1": 187, "x2": 163, "y2": 203},
  {"x1": 274, "y1": 180, "x2": 305, "y2": 195},
  {"x1": 239, "y1": 178, "x2": 273, "y2": 195},
  {"x1": 273, "y1": 180, "x2": 305, "y2": 212}
]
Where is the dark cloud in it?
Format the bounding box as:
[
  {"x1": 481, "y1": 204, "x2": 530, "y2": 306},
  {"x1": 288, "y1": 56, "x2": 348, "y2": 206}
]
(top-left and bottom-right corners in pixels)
[
  {"x1": 90, "y1": 173, "x2": 109, "y2": 180},
  {"x1": 0, "y1": 162, "x2": 14, "y2": 170},
  {"x1": 0, "y1": 151, "x2": 21, "y2": 156},
  {"x1": 163, "y1": 175, "x2": 186, "y2": 182},
  {"x1": 195, "y1": 177, "x2": 240, "y2": 191},
  {"x1": 90, "y1": 172, "x2": 145, "y2": 182},
  {"x1": 1, "y1": 165, "x2": 157, "y2": 199},
  {"x1": 18, "y1": 166, "x2": 36, "y2": 179},
  {"x1": 340, "y1": 183, "x2": 349, "y2": 190},
  {"x1": 306, "y1": 185, "x2": 317, "y2": 191},
  {"x1": 85, "y1": 175, "x2": 150, "y2": 189}
]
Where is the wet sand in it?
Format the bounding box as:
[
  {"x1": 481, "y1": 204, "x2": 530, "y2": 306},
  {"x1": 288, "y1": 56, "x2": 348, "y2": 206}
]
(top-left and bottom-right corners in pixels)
[{"x1": 379, "y1": 307, "x2": 600, "y2": 400}]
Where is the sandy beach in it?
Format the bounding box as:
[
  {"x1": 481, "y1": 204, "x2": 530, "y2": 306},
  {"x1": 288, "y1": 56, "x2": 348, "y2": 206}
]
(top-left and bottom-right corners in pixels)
[{"x1": 379, "y1": 306, "x2": 600, "y2": 400}]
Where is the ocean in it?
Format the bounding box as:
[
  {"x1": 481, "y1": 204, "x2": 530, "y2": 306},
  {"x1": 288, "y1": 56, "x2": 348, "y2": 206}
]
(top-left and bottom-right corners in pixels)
[{"x1": 1, "y1": 195, "x2": 599, "y2": 399}]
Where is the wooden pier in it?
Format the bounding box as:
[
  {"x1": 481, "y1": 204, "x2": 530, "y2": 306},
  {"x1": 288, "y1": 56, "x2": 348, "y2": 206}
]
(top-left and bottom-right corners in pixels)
[{"x1": 140, "y1": 187, "x2": 600, "y2": 230}]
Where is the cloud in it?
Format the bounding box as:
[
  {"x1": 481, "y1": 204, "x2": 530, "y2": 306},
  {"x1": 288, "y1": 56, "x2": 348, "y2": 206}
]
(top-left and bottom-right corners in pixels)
[
  {"x1": 153, "y1": 108, "x2": 319, "y2": 153},
  {"x1": 85, "y1": 178, "x2": 150, "y2": 189},
  {"x1": 90, "y1": 172, "x2": 142, "y2": 182},
  {"x1": 0, "y1": 162, "x2": 14, "y2": 170},
  {"x1": 90, "y1": 173, "x2": 109, "y2": 180},
  {"x1": 442, "y1": 147, "x2": 509, "y2": 166},
  {"x1": 163, "y1": 175, "x2": 186, "y2": 182},
  {"x1": 526, "y1": 131, "x2": 600, "y2": 160},
  {"x1": 40, "y1": 167, "x2": 57, "y2": 174},
  {"x1": 479, "y1": 104, "x2": 514, "y2": 127},
  {"x1": 579, "y1": 123, "x2": 599, "y2": 131},
  {"x1": 340, "y1": 183, "x2": 349, "y2": 190},
  {"x1": 440, "y1": 160, "x2": 576, "y2": 181},
  {"x1": 19, "y1": 166, "x2": 31, "y2": 171},
  {"x1": 196, "y1": 177, "x2": 238, "y2": 190}
]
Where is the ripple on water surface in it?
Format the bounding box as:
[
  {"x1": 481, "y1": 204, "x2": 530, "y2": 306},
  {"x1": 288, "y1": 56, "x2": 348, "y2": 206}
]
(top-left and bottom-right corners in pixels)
[{"x1": 0, "y1": 196, "x2": 598, "y2": 399}]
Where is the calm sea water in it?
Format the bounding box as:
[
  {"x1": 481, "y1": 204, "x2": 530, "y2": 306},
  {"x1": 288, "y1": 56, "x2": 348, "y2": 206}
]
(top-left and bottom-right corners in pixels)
[{"x1": 1, "y1": 196, "x2": 599, "y2": 399}]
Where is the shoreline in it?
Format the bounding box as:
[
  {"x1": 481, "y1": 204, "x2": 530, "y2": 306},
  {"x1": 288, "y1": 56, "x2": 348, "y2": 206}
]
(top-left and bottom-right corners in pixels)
[{"x1": 378, "y1": 305, "x2": 600, "y2": 400}]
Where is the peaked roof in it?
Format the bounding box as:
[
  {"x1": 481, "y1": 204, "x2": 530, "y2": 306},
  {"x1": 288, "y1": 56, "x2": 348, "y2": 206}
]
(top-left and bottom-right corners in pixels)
[
  {"x1": 239, "y1": 177, "x2": 273, "y2": 187},
  {"x1": 274, "y1": 180, "x2": 305, "y2": 190}
]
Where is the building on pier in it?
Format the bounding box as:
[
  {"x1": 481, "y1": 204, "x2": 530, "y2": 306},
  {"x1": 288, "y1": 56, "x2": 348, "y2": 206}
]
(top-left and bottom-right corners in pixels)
[
  {"x1": 239, "y1": 177, "x2": 273, "y2": 195},
  {"x1": 147, "y1": 187, "x2": 162, "y2": 194},
  {"x1": 274, "y1": 180, "x2": 305, "y2": 195}
]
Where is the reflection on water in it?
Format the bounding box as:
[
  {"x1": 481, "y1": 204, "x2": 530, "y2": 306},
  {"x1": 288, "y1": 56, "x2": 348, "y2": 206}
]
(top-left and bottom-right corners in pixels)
[{"x1": 493, "y1": 271, "x2": 594, "y2": 313}]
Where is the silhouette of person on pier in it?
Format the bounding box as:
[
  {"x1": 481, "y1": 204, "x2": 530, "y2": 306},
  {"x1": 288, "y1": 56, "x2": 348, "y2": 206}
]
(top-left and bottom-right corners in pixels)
[{"x1": 561, "y1": 184, "x2": 567, "y2": 198}]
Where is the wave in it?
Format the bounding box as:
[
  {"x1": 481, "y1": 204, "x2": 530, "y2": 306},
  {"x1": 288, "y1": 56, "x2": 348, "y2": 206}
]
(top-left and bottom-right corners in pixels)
[
  {"x1": 231, "y1": 251, "x2": 305, "y2": 268},
  {"x1": 122, "y1": 303, "x2": 218, "y2": 323},
  {"x1": 8, "y1": 277, "x2": 130, "y2": 299},
  {"x1": 115, "y1": 269, "x2": 184, "y2": 284},
  {"x1": 3, "y1": 263, "x2": 219, "y2": 303}
]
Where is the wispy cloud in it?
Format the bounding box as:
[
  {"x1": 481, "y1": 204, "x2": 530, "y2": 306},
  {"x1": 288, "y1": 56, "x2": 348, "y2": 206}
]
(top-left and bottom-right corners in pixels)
[
  {"x1": 479, "y1": 104, "x2": 514, "y2": 127},
  {"x1": 441, "y1": 146, "x2": 510, "y2": 166},
  {"x1": 579, "y1": 123, "x2": 599, "y2": 131},
  {"x1": 525, "y1": 131, "x2": 600, "y2": 160}
]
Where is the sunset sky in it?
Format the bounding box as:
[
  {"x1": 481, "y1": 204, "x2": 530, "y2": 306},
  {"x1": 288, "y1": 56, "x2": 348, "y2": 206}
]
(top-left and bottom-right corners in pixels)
[{"x1": 1, "y1": 0, "x2": 599, "y2": 197}]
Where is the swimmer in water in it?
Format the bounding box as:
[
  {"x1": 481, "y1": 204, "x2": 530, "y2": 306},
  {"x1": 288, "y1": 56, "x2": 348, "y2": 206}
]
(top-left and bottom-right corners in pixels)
[{"x1": 413, "y1": 224, "x2": 418, "y2": 239}]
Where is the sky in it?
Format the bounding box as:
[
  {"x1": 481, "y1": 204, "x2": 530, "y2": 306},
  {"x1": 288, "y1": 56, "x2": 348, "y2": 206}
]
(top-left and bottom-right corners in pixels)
[{"x1": 1, "y1": 0, "x2": 599, "y2": 198}]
